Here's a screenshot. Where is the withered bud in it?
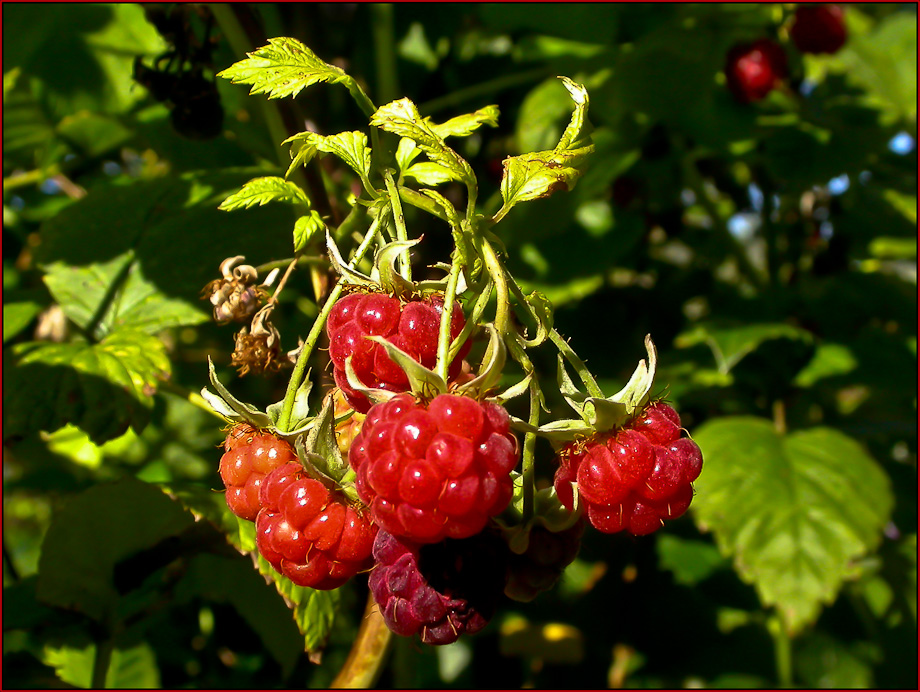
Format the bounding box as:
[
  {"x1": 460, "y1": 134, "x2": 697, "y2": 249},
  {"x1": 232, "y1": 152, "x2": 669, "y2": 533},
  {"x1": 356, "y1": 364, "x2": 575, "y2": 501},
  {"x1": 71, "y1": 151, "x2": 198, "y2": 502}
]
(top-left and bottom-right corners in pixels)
[
  {"x1": 201, "y1": 256, "x2": 269, "y2": 324},
  {"x1": 231, "y1": 305, "x2": 287, "y2": 377}
]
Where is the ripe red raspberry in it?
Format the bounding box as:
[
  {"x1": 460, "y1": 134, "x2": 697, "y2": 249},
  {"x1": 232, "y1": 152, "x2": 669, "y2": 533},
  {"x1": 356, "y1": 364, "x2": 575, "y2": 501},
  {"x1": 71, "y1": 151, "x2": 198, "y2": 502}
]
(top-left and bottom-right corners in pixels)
[
  {"x1": 505, "y1": 520, "x2": 585, "y2": 602},
  {"x1": 724, "y1": 38, "x2": 788, "y2": 103},
  {"x1": 255, "y1": 462, "x2": 378, "y2": 590},
  {"x1": 790, "y1": 5, "x2": 847, "y2": 55},
  {"x1": 368, "y1": 529, "x2": 509, "y2": 645},
  {"x1": 349, "y1": 393, "x2": 518, "y2": 544},
  {"x1": 326, "y1": 292, "x2": 471, "y2": 413},
  {"x1": 553, "y1": 402, "x2": 703, "y2": 536},
  {"x1": 219, "y1": 426, "x2": 298, "y2": 521}
]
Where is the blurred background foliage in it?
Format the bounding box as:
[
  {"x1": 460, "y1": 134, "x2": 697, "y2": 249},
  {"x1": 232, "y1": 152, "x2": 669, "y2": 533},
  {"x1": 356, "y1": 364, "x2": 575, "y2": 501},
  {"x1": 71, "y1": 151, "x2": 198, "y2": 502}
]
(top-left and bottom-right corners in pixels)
[{"x1": 3, "y1": 3, "x2": 916, "y2": 689}]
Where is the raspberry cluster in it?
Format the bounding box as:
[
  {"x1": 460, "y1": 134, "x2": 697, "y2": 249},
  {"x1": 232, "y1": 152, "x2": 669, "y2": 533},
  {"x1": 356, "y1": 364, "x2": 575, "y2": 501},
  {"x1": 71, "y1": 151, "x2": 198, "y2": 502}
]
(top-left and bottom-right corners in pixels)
[
  {"x1": 326, "y1": 292, "x2": 470, "y2": 412},
  {"x1": 553, "y1": 402, "x2": 703, "y2": 536},
  {"x1": 349, "y1": 392, "x2": 518, "y2": 544},
  {"x1": 368, "y1": 529, "x2": 509, "y2": 645},
  {"x1": 256, "y1": 463, "x2": 377, "y2": 590}
]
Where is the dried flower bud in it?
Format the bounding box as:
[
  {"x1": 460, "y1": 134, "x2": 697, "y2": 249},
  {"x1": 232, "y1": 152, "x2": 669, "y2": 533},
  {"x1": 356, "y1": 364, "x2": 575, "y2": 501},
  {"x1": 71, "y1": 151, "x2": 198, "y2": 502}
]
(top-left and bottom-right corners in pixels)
[
  {"x1": 201, "y1": 256, "x2": 268, "y2": 324},
  {"x1": 231, "y1": 305, "x2": 286, "y2": 377}
]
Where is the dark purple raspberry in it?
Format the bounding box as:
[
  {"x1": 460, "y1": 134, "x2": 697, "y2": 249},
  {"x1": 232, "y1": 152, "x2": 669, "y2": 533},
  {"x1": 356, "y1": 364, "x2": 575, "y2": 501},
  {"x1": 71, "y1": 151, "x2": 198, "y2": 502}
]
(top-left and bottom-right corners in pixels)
[
  {"x1": 790, "y1": 4, "x2": 847, "y2": 55},
  {"x1": 505, "y1": 520, "x2": 585, "y2": 602},
  {"x1": 368, "y1": 529, "x2": 509, "y2": 645}
]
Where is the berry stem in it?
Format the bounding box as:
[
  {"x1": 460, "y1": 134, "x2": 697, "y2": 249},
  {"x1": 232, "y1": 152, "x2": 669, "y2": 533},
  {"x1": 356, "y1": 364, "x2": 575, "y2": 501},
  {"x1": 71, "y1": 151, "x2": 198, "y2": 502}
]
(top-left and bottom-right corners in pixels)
[
  {"x1": 548, "y1": 329, "x2": 605, "y2": 399},
  {"x1": 277, "y1": 217, "x2": 383, "y2": 431},
  {"x1": 330, "y1": 594, "x2": 394, "y2": 688},
  {"x1": 382, "y1": 169, "x2": 412, "y2": 282},
  {"x1": 767, "y1": 614, "x2": 794, "y2": 688},
  {"x1": 508, "y1": 337, "x2": 541, "y2": 524},
  {"x1": 447, "y1": 277, "x2": 492, "y2": 364},
  {"x1": 480, "y1": 238, "x2": 510, "y2": 335},
  {"x1": 436, "y1": 254, "x2": 464, "y2": 382}
]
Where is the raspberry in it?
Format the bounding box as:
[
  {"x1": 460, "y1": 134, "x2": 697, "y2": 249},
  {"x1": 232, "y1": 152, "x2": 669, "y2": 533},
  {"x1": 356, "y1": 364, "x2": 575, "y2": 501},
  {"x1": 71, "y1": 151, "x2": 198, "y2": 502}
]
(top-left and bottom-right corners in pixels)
[
  {"x1": 326, "y1": 292, "x2": 471, "y2": 412},
  {"x1": 331, "y1": 387, "x2": 366, "y2": 457},
  {"x1": 505, "y1": 521, "x2": 585, "y2": 602},
  {"x1": 255, "y1": 462, "x2": 378, "y2": 590},
  {"x1": 724, "y1": 38, "x2": 788, "y2": 103},
  {"x1": 790, "y1": 4, "x2": 847, "y2": 55},
  {"x1": 553, "y1": 402, "x2": 703, "y2": 536},
  {"x1": 349, "y1": 393, "x2": 518, "y2": 544},
  {"x1": 368, "y1": 529, "x2": 509, "y2": 645},
  {"x1": 219, "y1": 426, "x2": 298, "y2": 521}
]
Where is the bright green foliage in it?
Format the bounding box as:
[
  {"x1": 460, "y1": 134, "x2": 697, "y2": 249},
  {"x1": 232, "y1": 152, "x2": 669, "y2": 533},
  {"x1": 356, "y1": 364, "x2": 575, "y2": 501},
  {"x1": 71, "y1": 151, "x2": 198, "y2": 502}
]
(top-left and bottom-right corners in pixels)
[
  {"x1": 219, "y1": 176, "x2": 312, "y2": 211},
  {"x1": 692, "y1": 417, "x2": 893, "y2": 634}
]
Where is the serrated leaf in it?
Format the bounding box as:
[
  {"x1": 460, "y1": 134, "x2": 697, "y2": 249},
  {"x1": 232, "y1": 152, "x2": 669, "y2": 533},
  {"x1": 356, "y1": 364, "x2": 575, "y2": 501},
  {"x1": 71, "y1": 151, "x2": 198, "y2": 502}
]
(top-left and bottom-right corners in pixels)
[
  {"x1": 692, "y1": 417, "x2": 893, "y2": 634},
  {"x1": 431, "y1": 105, "x2": 500, "y2": 139},
  {"x1": 403, "y1": 161, "x2": 458, "y2": 186},
  {"x1": 317, "y1": 131, "x2": 372, "y2": 179},
  {"x1": 370, "y1": 98, "x2": 474, "y2": 186},
  {"x1": 294, "y1": 210, "x2": 326, "y2": 253},
  {"x1": 36, "y1": 478, "x2": 196, "y2": 621},
  {"x1": 4, "y1": 329, "x2": 170, "y2": 444},
  {"x1": 43, "y1": 252, "x2": 208, "y2": 338},
  {"x1": 217, "y1": 36, "x2": 350, "y2": 100},
  {"x1": 219, "y1": 176, "x2": 311, "y2": 211},
  {"x1": 675, "y1": 321, "x2": 814, "y2": 375},
  {"x1": 496, "y1": 77, "x2": 594, "y2": 220},
  {"x1": 3, "y1": 300, "x2": 43, "y2": 343}
]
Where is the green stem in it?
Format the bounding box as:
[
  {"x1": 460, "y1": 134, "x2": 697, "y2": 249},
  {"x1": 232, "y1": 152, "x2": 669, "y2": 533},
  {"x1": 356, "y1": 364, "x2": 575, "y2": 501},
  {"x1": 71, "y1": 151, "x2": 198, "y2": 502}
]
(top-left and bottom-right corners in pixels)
[
  {"x1": 768, "y1": 614, "x2": 794, "y2": 688},
  {"x1": 330, "y1": 594, "x2": 394, "y2": 688},
  {"x1": 91, "y1": 635, "x2": 115, "y2": 689},
  {"x1": 277, "y1": 219, "x2": 382, "y2": 431},
  {"x1": 3, "y1": 165, "x2": 62, "y2": 193},
  {"x1": 479, "y1": 239, "x2": 510, "y2": 335},
  {"x1": 549, "y1": 329, "x2": 604, "y2": 399},
  {"x1": 507, "y1": 337, "x2": 540, "y2": 525},
  {"x1": 418, "y1": 67, "x2": 551, "y2": 116},
  {"x1": 448, "y1": 278, "x2": 493, "y2": 363},
  {"x1": 370, "y1": 4, "x2": 399, "y2": 105},
  {"x1": 383, "y1": 170, "x2": 412, "y2": 281},
  {"x1": 436, "y1": 257, "x2": 463, "y2": 382}
]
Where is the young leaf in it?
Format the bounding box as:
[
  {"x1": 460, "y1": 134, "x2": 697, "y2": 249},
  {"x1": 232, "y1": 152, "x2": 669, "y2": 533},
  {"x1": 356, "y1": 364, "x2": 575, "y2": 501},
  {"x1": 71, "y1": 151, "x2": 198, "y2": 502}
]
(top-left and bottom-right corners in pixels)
[
  {"x1": 371, "y1": 98, "x2": 474, "y2": 186},
  {"x1": 692, "y1": 417, "x2": 894, "y2": 635},
  {"x1": 217, "y1": 37, "x2": 350, "y2": 100},
  {"x1": 403, "y1": 162, "x2": 459, "y2": 186},
  {"x1": 294, "y1": 211, "x2": 326, "y2": 253},
  {"x1": 4, "y1": 329, "x2": 170, "y2": 444},
  {"x1": 495, "y1": 77, "x2": 594, "y2": 222},
  {"x1": 219, "y1": 176, "x2": 311, "y2": 211},
  {"x1": 431, "y1": 105, "x2": 500, "y2": 139}
]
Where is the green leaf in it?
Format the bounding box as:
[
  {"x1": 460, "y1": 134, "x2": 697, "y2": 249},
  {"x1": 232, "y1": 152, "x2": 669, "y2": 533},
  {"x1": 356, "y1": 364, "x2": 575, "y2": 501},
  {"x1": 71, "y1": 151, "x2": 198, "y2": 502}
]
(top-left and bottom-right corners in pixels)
[
  {"x1": 656, "y1": 534, "x2": 727, "y2": 586},
  {"x1": 43, "y1": 641, "x2": 161, "y2": 689},
  {"x1": 496, "y1": 77, "x2": 594, "y2": 221},
  {"x1": 36, "y1": 478, "x2": 195, "y2": 621},
  {"x1": 403, "y1": 162, "x2": 458, "y2": 186},
  {"x1": 219, "y1": 176, "x2": 311, "y2": 211},
  {"x1": 217, "y1": 37, "x2": 350, "y2": 100},
  {"x1": 370, "y1": 98, "x2": 474, "y2": 186},
  {"x1": 4, "y1": 329, "x2": 170, "y2": 444},
  {"x1": 3, "y1": 300, "x2": 43, "y2": 343},
  {"x1": 43, "y1": 252, "x2": 208, "y2": 338},
  {"x1": 431, "y1": 105, "x2": 500, "y2": 139},
  {"x1": 293, "y1": 210, "x2": 326, "y2": 253},
  {"x1": 675, "y1": 321, "x2": 814, "y2": 375},
  {"x1": 793, "y1": 343, "x2": 858, "y2": 387},
  {"x1": 692, "y1": 417, "x2": 893, "y2": 634},
  {"x1": 316, "y1": 131, "x2": 372, "y2": 179}
]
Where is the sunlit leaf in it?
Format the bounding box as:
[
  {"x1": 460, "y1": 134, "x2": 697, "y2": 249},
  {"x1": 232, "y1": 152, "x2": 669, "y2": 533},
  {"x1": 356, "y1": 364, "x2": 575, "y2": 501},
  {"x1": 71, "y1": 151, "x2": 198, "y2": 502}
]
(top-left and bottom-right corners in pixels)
[{"x1": 219, "y1": 176, "x2": 311, "y2": 211}]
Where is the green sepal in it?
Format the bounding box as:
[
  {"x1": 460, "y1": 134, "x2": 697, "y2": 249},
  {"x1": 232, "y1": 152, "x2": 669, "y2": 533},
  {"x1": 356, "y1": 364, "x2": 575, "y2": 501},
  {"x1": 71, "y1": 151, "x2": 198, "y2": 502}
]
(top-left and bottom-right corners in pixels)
[
  {"x1": 201, "y1": 357, "x2": 273, "y2": 429},
  {"x1": 366, "y1": 336, "x2": 448, "y2": 400},
  {"x1": 292, "y1": 395, "x2": 359, "y2": 503},
  {"x1": 497, "y1": 474, "x2": 582, "y2": 554},
  {"x1": 521, "y1": 291, "x2": 554, "y2": 347},
  {"x1": 533, "y1": 418, "x2": 594, "y2": 442},
  {"x1": 267, "y1": 372, "x2": 314, "y2": 436},
  {"x1": 371, "y1": 238, "x2": 419, "y2": 297},
  {"x1": 490, "y1": 370, "x2": 533, "y2": 405},
  {"x1": 343, "y1": 356, "x2": 397, "y2": 407},
  {"x1": 454, "y1": 323, "x2": 506, "y2": 398},
  {"x1": 325, "y1": 230, "x2": 377, "y2": 288}
]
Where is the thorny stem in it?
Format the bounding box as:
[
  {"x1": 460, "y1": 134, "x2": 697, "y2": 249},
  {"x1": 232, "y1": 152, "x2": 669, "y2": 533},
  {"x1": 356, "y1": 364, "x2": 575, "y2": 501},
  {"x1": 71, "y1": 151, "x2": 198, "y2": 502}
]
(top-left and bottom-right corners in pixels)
[
  {"x1": 277, "y1": 218, "x2": 382, "y2": 431},
  {"x1": 436, "y1": 256, "x2": 463, "y2": 382},
  {"x1": 330, "y1": 595, "x2": 394, "y2": 688},
  {"x1": 549, "y1": 329, "x2": 604, "y2": 399},
  {"x1": 382, "y1": 169, "x2": 412, "y2": 281}
]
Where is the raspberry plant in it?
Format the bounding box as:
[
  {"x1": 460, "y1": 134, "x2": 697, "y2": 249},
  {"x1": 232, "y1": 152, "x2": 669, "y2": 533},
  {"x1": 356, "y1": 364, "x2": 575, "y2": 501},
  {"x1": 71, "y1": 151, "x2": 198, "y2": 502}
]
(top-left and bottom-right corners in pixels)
[{"x1": 4, "y1": 5, "x2": 914, "y2": 690}]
